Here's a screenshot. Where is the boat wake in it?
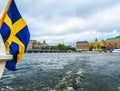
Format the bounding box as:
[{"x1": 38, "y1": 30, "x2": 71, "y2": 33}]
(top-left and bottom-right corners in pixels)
[{"x1": 48, "y1": 69, "x2": 86, "y2": 91}]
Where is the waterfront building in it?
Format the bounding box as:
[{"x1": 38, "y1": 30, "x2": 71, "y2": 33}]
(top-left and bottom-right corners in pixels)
[
  {"x1": 89, "y1": 39, "x2": 105, "y2": 51},
  {"x1": 41, "y1": 40, "x2": 48, "y2": 48},
  {"x1": 27, "y1": 40, "x2": 41, "y2": 50},
  {"x1": 76, "y1": 41, "x2": 89, "y2": 51},
  {"x1": 105, "y1": 35, "x2": 120, "y2": 50}
]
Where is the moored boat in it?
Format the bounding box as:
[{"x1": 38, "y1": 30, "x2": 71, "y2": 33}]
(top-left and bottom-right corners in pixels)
[{"x1": 112, "y1": 49, "x2": 120, "y2": 52}]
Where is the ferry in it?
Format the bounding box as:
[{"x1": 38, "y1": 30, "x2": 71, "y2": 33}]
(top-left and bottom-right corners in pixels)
[{"x1": 112, "y1": 49, "x2": 120, "y2": 52}]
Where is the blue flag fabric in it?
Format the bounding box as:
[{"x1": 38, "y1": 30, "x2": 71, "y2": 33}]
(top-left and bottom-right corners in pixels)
[{"x1": 0, "y1": 0, "x2": 30, "y2": 70}]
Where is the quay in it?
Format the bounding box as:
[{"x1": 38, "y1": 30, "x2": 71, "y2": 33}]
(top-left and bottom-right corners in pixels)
[{"x1": 26, "y1": 49, "x2": 74, "y2": 53}]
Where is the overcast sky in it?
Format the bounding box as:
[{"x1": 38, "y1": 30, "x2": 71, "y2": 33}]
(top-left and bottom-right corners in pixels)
[{"x1": 0, "y1": 0, "x2": 120, "y2": 45}]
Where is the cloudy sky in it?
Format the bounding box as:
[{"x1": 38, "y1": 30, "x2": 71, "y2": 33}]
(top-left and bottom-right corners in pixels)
[{"x1": 0, "y1": 0, "x2": 120, "y2": 45}]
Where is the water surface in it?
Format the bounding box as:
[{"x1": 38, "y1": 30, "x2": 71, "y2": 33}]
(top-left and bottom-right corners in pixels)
[{"x1": 0, "y1": 52, "x2": 120, "y2": 91}]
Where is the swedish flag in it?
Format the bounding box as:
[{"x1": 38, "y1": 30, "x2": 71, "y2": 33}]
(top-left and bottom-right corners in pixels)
[{"x1": 0, "y1": 0, "x2": 30, "y2": 70}]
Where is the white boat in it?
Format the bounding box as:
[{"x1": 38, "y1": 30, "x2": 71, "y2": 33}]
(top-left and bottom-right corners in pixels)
[
  {"x1": 112, "y1": 49, "x2": 120, "y2": 52},
  {"x1": 0, "y1": 34, "x2": 13, "y2": 79}
]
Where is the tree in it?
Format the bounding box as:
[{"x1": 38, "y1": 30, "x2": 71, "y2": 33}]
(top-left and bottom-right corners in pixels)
[{"x1": 57, "y1": 44, "x2": 67, "y2": 50}]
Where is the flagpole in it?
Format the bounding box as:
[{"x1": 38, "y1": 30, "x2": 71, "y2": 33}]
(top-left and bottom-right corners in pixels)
[{"x1": 0, "y1": 0, "x2": 12, "y2": 29}]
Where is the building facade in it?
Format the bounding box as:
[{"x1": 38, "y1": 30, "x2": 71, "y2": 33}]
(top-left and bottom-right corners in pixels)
[
  {"x1": 89, "y1": 40, "x2": 105, "y2": 51},
  {"x1": 105, "y1": 35, "x2": 120, "y2": 50},
  {"x1": 27, "y1": 40, "x2": 41, "y2": 50},
  {"x1": 76, "y1": 41, "x2": 89, "y2": 51}
]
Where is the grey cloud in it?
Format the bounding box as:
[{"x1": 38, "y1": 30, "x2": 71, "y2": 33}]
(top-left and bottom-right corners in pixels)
[
  {"x1": 16, "y1": 0, "x2": 120, "y2": 17},
  {"x1": 1, "y1": 0, "x2": 120, "y2": 44}
]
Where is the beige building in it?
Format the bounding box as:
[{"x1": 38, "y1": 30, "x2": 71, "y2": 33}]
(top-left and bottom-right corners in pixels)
[
  {"x1": 27, "y1": 40, "x2": 41, "y2": 50},
  {"x1": 76, "y1": 41, "x2": 89, "y2": 51},
  {"x1": 105, "y1": 35, "x2": 120, "y2": 50}
]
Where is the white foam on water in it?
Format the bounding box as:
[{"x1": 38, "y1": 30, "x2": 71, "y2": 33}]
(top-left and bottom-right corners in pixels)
[
  {"x1": 118, "y1": 87, "x2": 120, "y2": 91},
  {"x1": 52, "y1": 69, "x2": 85, "y2": 91}
]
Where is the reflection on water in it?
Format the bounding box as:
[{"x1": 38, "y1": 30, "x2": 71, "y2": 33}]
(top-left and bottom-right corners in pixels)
[{"x1": 0, "y1": 52, "x2": 120, "y2": 91}]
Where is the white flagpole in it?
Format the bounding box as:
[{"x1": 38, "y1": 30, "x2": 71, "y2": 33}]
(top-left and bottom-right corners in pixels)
[{"x1": 0, "y1": 0, "x2": 13, "y2": 79}]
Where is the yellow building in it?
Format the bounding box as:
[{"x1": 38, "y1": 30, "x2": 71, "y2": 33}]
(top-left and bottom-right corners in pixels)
[{"x1": 89, "y1": 39, "x2": 105, "y2": 51}]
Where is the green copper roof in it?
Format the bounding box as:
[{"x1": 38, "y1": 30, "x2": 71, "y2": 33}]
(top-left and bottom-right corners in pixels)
[{"x1": 106, "y1": 35, "x2": 120, "y2": 40}]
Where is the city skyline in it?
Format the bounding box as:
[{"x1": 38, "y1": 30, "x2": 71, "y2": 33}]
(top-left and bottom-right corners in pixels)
[
  {"x1": 0, "y1": 0, "x2": 120, "y2": 44},
  {"x1": 29, "y1": 34, "x2": 120, "y2": 46}
]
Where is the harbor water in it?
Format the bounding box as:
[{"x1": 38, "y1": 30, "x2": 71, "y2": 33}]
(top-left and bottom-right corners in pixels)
[{"x1": 0, "y1": 52, "x2": 120, "y2": 91}]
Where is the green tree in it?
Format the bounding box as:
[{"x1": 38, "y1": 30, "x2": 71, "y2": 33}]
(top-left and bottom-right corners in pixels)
[{"x1": 57, "y1": 44, "x2": 67, "y2": 50}]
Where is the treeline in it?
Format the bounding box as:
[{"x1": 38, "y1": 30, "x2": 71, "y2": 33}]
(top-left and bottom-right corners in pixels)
[{"x1": 43, "y1": 44, "x2": 75, "y2": 51}]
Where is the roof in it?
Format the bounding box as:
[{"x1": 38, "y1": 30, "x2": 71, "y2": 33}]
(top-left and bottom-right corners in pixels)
[
  {"x1": 106, "y1": 35, "x2": 120, "y2": 41},
  {"x1": 76, "y1": 41, "x2": 88, "y2": 44}
]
